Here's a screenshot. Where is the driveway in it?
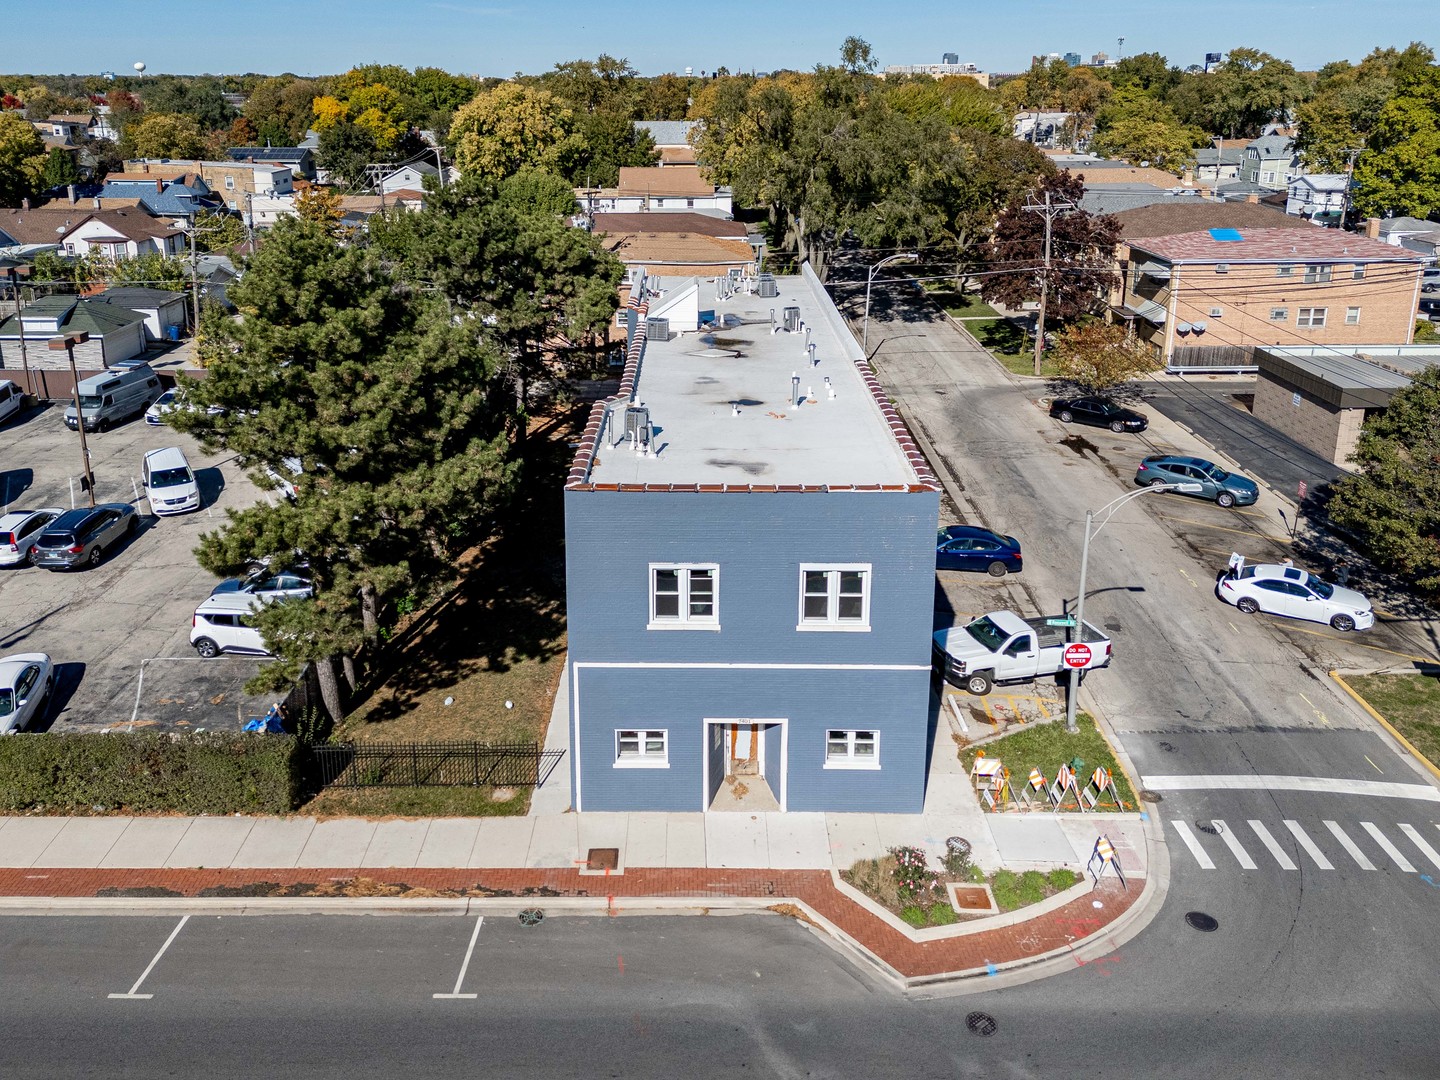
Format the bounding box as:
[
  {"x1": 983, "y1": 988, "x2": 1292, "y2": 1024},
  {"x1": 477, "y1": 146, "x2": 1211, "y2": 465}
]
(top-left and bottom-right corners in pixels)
[{"x1": 0, "y1": 402, "x2": 276, "y2": 731}]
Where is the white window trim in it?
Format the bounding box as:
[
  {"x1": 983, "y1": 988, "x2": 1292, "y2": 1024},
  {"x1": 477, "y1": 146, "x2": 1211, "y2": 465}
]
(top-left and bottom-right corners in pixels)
[
  {"x1": 613, "y1": 728, "x2": 669, "y2": 768},
  {"x1": 647, "y1": 562, "x2": 720, "y2": 631},
  {"x1": 1269, "y1": 308, "x2": 1289, "y2": 322},
  {"x1": 1345, "y1": 306, "x2": 1361, "y2": 325},
  {"x1": 796, "y1": 563, "x2": 872, "y2": 632},
  {"x1": 1297, "y1": 306, "x2": 1328, "y2": 329},
  {"x1": 823, "y1": 728, "x2": 881, "y2": 770}
]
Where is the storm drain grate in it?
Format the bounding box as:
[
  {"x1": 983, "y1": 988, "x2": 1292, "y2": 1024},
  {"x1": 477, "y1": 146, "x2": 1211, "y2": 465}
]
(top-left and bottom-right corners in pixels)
[
  {"x1": 518, "y1": 909, "x2": 546, "y2": 927},
  {"x1": 1185, "y1": 911, "x2": 1219, "y2": 933},
  {"x1": 1139, "y1": 790, "x2": 1162, "y2": 803},
  {"x1": 1194, "y1": 820, "x2": 1219, "y2": 835},
  {"x1": 965, "y1": 1012, "x2": 998, "y2": 1037}
]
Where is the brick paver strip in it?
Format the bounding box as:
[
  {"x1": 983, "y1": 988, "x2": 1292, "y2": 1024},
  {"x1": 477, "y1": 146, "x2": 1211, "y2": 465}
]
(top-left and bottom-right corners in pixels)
[{"x1": 0, "y1": 867, "x2": 1137, "y2": 979}]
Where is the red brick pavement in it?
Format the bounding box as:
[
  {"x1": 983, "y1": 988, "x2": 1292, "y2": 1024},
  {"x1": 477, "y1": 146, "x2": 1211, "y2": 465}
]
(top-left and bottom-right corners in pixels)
[{"x1": 0, "y1": 866, "x2": 1138, "y2": 980}]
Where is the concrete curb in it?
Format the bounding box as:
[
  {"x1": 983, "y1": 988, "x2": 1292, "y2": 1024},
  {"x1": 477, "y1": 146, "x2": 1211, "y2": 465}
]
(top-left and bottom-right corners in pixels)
[{"x1": 1330, "y1": 670, "x2": 1440, "y2": 785}]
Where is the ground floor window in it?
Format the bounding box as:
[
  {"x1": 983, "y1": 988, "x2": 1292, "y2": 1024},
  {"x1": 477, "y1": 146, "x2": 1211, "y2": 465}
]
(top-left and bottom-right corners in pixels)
[
  {"x1": 615, "y1": 729, "x2": 669, "y2": 767},
  {"x1": 824, "y1": 729, "x2": 879, "y2": 769}
]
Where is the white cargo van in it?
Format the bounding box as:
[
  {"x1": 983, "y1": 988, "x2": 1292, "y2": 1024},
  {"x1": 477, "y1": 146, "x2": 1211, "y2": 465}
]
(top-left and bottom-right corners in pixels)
[
  {"x1": 0, "y1": 379, "x2": 23, "y2": 426},
  {"x1": 64, "y1": 361, "x2": 162, "y2": 432},
  {"x1": 142, "y1": 446, "x2": 200, "y2": 515}
]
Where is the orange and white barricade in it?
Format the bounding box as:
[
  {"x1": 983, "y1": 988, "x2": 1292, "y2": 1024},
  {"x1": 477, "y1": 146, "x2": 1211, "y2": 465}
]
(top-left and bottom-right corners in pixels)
[
  {"x1": 1080, "y1": 766, "x2": 1122, "y2": 811},
  {"x1": 981, "y1": 767, "x2": 1014, "y2": 812},
  {"x1": 1017, "y1": 766, "x2": 1047, "y2": 810},
  {"x1": 1088, "y1": 834, "x2": 1127, "y2": 888},
  {"x1": 1048, "y1": 762, "x2": 1081, "y2": 809},
  {"x1": 970, "y1": 752, "x2": 1003, "y2": 791}
]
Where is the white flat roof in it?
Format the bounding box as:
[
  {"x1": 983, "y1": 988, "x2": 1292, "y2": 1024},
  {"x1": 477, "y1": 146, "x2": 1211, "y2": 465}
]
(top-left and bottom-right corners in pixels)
[{"x1": 579, "y1": 271, "x2": 928, "y2": 490}]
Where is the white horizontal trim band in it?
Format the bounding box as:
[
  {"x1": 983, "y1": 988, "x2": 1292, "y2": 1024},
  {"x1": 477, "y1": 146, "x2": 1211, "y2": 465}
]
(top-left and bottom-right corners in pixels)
[
  {"x1": 1142, "y1": 774, "x2": 1440, "y2": 802},
  {"x1": 575, "y1": 662, "x2": 929, "y2": 671}
]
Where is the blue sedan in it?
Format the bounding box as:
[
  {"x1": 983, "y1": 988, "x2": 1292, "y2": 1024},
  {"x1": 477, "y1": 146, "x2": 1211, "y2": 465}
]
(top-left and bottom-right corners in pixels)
[{"x1": 936, "y1": 525, "x2": 1024, "y2": 577}]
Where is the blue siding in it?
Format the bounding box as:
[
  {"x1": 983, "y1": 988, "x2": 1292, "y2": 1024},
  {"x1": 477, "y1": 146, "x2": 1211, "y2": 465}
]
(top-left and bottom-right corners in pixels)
[{"x1": 565, "y1": 489, "x2": 938, "y2": 812}]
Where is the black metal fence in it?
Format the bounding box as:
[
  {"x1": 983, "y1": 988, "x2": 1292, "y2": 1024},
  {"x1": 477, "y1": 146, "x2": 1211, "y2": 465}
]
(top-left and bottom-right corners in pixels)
[{"x1": 310, "y1": 741, "x2": 557, "y2": 789}]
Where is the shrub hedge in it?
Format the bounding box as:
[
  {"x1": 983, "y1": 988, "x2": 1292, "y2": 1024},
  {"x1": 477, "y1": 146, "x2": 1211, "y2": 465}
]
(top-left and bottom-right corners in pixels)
[{"x1": 0, "y1": 732, "x2": 303, "y2": 815}]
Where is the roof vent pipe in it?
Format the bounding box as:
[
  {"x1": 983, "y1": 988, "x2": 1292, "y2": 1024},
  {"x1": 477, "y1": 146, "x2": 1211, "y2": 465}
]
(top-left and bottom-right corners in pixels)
[
  {"x1": 824, "y1": 376, "x2": 835, "y2": 399},
  {"x1": 808, "y1": 342, "x2": 817, "y2": 366},
  {"x1": 791, "y1": 371, "x2": 800, "y2": 408}
]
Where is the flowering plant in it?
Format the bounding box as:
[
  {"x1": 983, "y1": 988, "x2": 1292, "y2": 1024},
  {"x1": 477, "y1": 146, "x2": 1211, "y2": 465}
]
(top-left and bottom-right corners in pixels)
[{"x1": 888, "y1": 845, "x2": 943, "y2": 902}]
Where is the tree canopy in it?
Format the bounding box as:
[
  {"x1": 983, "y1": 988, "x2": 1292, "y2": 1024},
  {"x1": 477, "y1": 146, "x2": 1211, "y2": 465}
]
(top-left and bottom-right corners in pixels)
[
  {"x1": 120, "y1": 112, "x2": 205, "y2": 160},
  {"x1": 446, "y1": 82, "x2": 580, "y2": 181},
  {"x1": 0, "y1": 112, "x2": 47, "y2": 206}
]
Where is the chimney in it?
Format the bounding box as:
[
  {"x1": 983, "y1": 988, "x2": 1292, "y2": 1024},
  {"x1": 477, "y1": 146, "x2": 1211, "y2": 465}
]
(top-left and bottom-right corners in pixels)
[
  {"x1": 1246, "y1": 194, "x2": 1259, "y2": 204},
  {"x1": 141, "y1": 162, "x2": 149, "y2": 174},
  {"x1": 93, "y1": 197, "x2": 101, "y2": 210},
  {"x1": 156, "y1": 179, "x2": 163, "y2": 194},
  {"x1": 1364, "y1": 218, "x2": 1381, "y2": 239},
  {"x1": 21, "y1": 197, "x2": 29, "y2": 211},
  {"x1": 1182, "y1": 167, "x2": 1194, "y2": 186}
]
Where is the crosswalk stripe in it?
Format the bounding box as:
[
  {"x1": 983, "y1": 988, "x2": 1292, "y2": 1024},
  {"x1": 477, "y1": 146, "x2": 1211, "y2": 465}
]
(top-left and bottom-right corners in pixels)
[
  {"x1": 1247, "y1": 820, "x2": 1297, "y2": 870},
  {"x1": 1211, "y1": 820, "x2": 1256, "y2": 869},
  {"x1": 1324, "y1": 821, "x2": 1376, "y2": 870},
  {"x1": 1283, "y1": 820, "x2": 1333, "y2": 869},
  {"x1": 1171, "y1": 821, "x2": 1215, "y2": 869},
  {"x1": 1363, "y1": 822, "x2": 1417, "y2": 872},
  {"x1": 1399, "y1": 824, "x2": 1440, "y2": 870}
]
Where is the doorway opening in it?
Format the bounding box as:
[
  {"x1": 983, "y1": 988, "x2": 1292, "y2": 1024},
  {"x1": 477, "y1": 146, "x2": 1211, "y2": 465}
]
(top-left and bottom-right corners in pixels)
[{"x1": 703, "y1": 719, "x2": 787, "y2": 811}]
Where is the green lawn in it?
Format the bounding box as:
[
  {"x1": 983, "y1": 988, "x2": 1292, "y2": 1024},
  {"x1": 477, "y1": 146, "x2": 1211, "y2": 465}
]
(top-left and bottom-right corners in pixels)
[
  {"x1": 965, "y1": 318, "x2": 1064, "y2": 378},
  {"x1": 1346, "y1": 673, "x2": 1440, "y2": 768},
  {"x1": 959, "y1": 713, "x2": 1138, "y2": 811},
  {"x1": 933, "y1": 289, "x2": 1000, "y2": 320}
]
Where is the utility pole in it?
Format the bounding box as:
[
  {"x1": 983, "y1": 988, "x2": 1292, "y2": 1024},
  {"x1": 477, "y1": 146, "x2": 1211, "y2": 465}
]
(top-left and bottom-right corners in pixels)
[
  {"x1": 5, "y1": 268, "x2": 30, "y2": 395},
  {"x1": 49, "y1": 332, "x2": 95, "y2": 509},
  {"x1": 1024, "y1": 190, "x2": 1075, "y2": 376},
  {"x1": 1338, "y1": 146, "x2": 1363, "y2": 230},
  {"x1": 172, "y1": 217, "x2": 223, "y2": 338}
]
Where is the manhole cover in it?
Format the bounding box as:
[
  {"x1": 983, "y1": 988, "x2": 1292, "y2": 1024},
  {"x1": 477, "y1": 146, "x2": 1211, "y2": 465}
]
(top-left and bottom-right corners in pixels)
[
  {"x1": 587, "y1": 847, "x2": 619, "y2": 871},
  {"x1": 965, "y1": 1011, "x2": 998, "y2": 1037},
  {"x1": 1185, "y1": 911, "x2": 1219, "y2": 933},
  {"x1": 518, "y1": 908, "x2": 545, "y2": 927},
  {"x1": 1139, "y1": 790, "x2": 1162, "y2": 803},
  {"x1": 1194, "y1": 820, "x2": 1219, "y2": 835}
]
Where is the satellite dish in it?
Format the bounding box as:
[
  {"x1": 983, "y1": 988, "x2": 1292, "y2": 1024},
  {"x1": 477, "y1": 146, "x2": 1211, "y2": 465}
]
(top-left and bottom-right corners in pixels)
[{"x1": 133, "y1": 61, "x2": 146, "y2": 74}]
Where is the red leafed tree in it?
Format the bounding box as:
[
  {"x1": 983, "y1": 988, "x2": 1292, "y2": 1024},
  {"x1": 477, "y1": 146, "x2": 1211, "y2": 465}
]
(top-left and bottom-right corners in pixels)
[{"x1": 979, "y1": 170, "x2": 1121, "y2": 323}]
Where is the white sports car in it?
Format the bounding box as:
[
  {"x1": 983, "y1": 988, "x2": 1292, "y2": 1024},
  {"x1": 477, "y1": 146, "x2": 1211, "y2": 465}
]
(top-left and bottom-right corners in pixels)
[
  {"x1": 1219, "y1": 562, "x2": 1373, "y2": 631},
  {"x1": 0, "y1": 653, "x2": 53, "y2": 734}
]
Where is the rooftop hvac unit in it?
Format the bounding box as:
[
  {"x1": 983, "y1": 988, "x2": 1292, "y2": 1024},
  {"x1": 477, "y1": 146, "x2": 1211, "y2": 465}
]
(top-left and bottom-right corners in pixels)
[
  {"x1": 756, "y1": 274, "x2": 778, "y2": 297},
  {"x1": 646, "y1": 317, "x2": 669, "y2": 341},
  {"x1": 624, "y1": 405, "x2": 653, "y2": 454},
  {"x1": 783, "y1": 306, "x2": 801, "y2": 332}
]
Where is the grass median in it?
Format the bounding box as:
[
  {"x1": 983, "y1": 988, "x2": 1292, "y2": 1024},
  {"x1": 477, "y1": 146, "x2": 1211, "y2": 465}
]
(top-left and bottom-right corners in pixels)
[
  {"x1": 958, "y1": 712, "x2": 1137, "y2": 810},
  {"x1": 1345, "y1": 673, "x2": 1440, "y2": 768}
]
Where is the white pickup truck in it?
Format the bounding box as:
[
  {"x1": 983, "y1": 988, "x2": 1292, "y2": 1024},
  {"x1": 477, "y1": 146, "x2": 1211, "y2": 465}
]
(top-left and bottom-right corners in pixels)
[{"x1": 932, "y1": 610, "x2": 1113, "y2": 696}]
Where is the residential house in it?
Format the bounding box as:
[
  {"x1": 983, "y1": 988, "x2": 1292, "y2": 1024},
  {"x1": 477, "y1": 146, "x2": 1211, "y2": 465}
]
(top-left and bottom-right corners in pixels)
[
  {"x1": 58, "y1": 209, "x2": 185, "y2": 260},
  {"x1": 563, "y1": 266, "x2": 940, "y2": 813},
  {"x1": 1194, "y1": 140, "x2": 1247, "y2": 182},
  {"x1": 225, "y1": 146, "x2": 317, "y2": 181},
  {"x1": 1286, "y1": 174, "x2": 1350, "y2": 224},
  {"x1": 94, "y1": 286, "x2": 189, "y2": 340},
  {"x1": 0, "y1": 205, "x2": 95, "y2": 255},
  {"x1": 379, "y1": 161, "x2": 439, "y2": 194},
  {"x1": 0, "y1": 295, "x2": 148, "y2": 383},
  {"x1": 30, "y1": 114, "x2": 96, "y2": 145},
  {"x1": 635, "y1": 120, "x2": 699, "y2": 166},
  {"x1": 578, "y1": 167, "x2": 733, "y2": 215},
  {"x1": 97, "y1": 169, "x2": 216, "y2": 218},
  {"x1": 1251, "y1": 344, "x2": 1440, "y2": 465},
  {"x1": 125, "y1": 159, "x2": 293, "y2": 214},
  {"x1": 1375, "y1": 216, "x2": 1440, "y2": 262},
  {"x1": 1114, "y1": 221, "x2": 1425, "y2": 371},
  {"x1": 1240, "y1": 129, "x2": 1301, "y2": 190},
  {"x1": 592, "y1": 212, "x2": 763, "y2": 276},
  {"x1": 1014, "y1": 111, "x2": 1080, "y2": 147}
]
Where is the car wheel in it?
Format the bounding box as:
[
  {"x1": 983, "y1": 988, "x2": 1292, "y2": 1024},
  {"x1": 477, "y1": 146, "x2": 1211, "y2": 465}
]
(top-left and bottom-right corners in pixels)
[
  {"x1": 1110, "y1": 420, "x2": 1126, "y2": 433},
  {"x1": 965, "y1": 671, "x2": 994, "y2": 696},
  {"x1": 193, "y1": 637, "x2": 220, "y2": 659},
  {"x1": 1148, "y1": 478, "x2": 1168, "y2": 489},
  {"x1": 94, "y1": 417, "x2": 108, "y2": 432},
  {"x1": 1236, "y1": 597, "x2": 1260, "y2": 614},
  {"x1": 1330, "y1": 614, "x2": 1356, "y2": 632},
  {"x1": 87, "y1": 546, "x2": 103, "y2": 567},
  {"x1": 1058, "y1": 410, "x2": 1074, "y2": 423},
  {"x1": 126, "y1": 516, "x2": 138, "y2": 535},
  {"x1": 986, "y1": 560, "x2": 1009, "y2": 578},
  {"x1": 1216, "y1": 491, "x2": 1236, "y2": 508}
]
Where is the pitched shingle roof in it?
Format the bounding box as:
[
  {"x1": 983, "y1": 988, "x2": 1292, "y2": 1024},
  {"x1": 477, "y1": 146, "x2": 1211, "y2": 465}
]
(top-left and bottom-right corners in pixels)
[
  {"x1": 0, "y1": 296, "x2": 146, "y2": 337},
  {"x1": 603, "y1": 232, "x2": 755, "y2": 267},
  {"x1": 616, "y1": 167, "x2": 714, "y2": 197},
  {"x1": 635, "y1": 120, "x2": 698, "y2": 147},
  {"x1": 1113, "y1": 201, "x2": 1310, "y2": 239},
  {"x1": 1130, "y1": 227, "x2": 1426, "y2": 264},
  {"x1": 593, "y1": 212, "x2": 745, "y2": 239}
]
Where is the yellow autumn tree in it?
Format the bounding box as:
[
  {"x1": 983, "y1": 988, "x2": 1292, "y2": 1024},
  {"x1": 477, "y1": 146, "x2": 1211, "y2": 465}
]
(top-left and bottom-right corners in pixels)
[
  {"x1": 311, "y1": 95, "x2": 347, "y2": 131},
  {"x1": 447, "y1": 82, "x2": 578, "y2": 181}
]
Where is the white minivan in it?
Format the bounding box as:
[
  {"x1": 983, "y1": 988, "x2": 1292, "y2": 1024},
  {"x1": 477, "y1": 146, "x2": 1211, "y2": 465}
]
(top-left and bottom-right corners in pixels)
[
  {"x1": 142, "y1": 446, "x2": 200, "y2": 515},
  {"x1": 0, "y1": 379, "x2": 23, "y2": 427},
  {"x1": 190, "y1": 593, "x2": 272, "y2": 658}
]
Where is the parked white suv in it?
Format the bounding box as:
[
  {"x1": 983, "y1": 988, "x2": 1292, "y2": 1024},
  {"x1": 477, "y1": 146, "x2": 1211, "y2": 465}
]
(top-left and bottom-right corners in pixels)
[
  {"x1": 0, "y1": 508, "x2": 64, "y2": 567},
  {"x1": 142, "y1": 446, "x2": 200, "y2": 516},
  {"x1": 190, "y1": 593, "x2": 272, "y2": 658}
]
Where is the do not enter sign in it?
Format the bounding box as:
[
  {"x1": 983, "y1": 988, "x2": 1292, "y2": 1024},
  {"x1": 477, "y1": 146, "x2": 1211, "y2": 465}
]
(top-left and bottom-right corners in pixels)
[{"x1": 1063, "y1": 643, "x2": 1092, "y2": 669}]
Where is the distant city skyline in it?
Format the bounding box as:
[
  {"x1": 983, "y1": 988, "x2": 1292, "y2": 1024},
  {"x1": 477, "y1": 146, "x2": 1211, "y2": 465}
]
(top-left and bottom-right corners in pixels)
[{"x1": 1, "y1": 0, "x2": 1436, "y2": 78}]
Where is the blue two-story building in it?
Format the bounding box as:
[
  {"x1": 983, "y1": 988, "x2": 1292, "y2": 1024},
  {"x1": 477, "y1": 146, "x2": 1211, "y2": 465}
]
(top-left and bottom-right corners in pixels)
[{"x1": 563, "y1": 266, "x2": 940, "y2": 813}]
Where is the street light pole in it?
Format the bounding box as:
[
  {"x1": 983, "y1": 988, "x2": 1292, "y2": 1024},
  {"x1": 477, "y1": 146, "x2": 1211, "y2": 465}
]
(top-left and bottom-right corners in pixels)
[
  {"x1": 48, "y1": 332, "x2": 95, "y2": 509},
  {"x1": 1064, "y1": 481, "x2": 1203, "y2": 733},
  {"x1": 862, "y1": 252, "x2": 918, "y2": 355},
  {"x1": 6, "y1": 268, "x2": 30, "y2": 395}
]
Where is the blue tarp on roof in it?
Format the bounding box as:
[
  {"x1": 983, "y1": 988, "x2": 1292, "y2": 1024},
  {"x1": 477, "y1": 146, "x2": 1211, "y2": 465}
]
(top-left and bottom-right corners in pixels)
[{"x1": 1208, "y1": 228, "x2": 1244, "y2": 242}]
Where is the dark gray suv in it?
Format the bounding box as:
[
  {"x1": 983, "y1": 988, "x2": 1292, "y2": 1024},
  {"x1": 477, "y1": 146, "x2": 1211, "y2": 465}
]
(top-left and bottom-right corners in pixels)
[{"x1": 31, "y1": 504, "x2": 140, "y2": 570}]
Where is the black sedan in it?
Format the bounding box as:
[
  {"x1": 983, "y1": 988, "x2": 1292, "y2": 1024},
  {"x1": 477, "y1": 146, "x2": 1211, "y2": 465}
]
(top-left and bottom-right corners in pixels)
[
  {"x1": 1049, "y1": 396, "x2": 1148, "y2": 433},
  {"x1": 936, "y1": 525, "x2": 1023, "y2": 577}
]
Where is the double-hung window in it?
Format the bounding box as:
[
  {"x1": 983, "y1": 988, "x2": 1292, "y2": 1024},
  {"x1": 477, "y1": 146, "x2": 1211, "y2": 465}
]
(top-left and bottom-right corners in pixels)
[
  {"x1": 825, "y1": 729, "x2": 879, "y2": 769},
  {"x1": 1345, "y1": 306, "x2": 1361, "y2": 325},
  {"x1": 615, "y1": 729, "x2": 668, "y2": 767},
  {"x1": 1297, "y1": 307, "x2": 1327, "y2": 329},
  {"x1": 1303, "y1": 264, "x2": 1331, "y2": 284},
  {"x1": 648, "y1": 564, "x2": 718, "y2": 629},
  {"x1": 798, "y1": 564, "x2": 871, "y2": 631}
]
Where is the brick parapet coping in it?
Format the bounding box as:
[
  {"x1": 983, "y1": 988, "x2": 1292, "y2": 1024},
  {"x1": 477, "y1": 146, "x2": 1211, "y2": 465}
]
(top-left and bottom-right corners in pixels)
[{"x1": 0, "y1": 866, "x2": 1137, "y2": 981}]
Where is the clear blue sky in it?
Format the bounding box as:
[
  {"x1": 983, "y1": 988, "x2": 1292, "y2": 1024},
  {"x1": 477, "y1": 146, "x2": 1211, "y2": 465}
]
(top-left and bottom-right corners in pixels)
[{"x1": 2, "y1": 0, "x2": 1436, "y2": 78}]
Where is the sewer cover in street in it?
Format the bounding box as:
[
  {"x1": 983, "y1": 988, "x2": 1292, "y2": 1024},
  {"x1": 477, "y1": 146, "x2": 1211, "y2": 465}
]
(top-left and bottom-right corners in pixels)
[
  {"x1": 1194, "y1": 820, "x2": 1219, "y2": 835},
  {"x1": 518, "y1": 909, "x2": 545, "y2": 926},
  {"x1": 1139, "y1": 790, "x2": 1162, "y2": 803},
  {"x1": 1185, "y1": 911, "x2": 1219, "y2": 933},
  {"x1": 965, "y1": 1011, "x2": 998, "y2": 1037}
]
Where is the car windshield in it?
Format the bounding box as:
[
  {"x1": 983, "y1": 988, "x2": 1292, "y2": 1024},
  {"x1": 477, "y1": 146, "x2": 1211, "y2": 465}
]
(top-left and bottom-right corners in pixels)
[
  {"x1": 155, "y1": 391, "x2": 176, "y2": 406},
  {"x1": 78, "y1": 395, "x2": 103, "y2": 410},
  {"x1": 149, "y1": 467, "x2": 191, "y2": 488},
  {"x1": 38, "y1": 532, "x2": 74, "y2": 547},
  {"x1": 964, "y1": 616, "x2": 1009, "y2": 651},
  {"x1": 1306, "y1": 574, "x2": 1334, "y2": 599},
  {"x1": 0, "y1": 689, "x2": 12, "y2": 716},
  {"x1": 1208, "y1": 466, "x2": 1229, "y2": 481}
]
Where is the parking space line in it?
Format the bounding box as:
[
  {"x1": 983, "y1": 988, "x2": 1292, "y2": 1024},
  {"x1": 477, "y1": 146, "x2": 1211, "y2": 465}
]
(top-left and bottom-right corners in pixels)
[
  {"x1": 109, "y1": 915, "x2": 189, "y2": 1000},
  {"x1": 1153, "y1": 514, "x2": 1293, "y2": 542},
  {"x1": 433, "y1": 914, "x2": 483, "y2": 1000}
]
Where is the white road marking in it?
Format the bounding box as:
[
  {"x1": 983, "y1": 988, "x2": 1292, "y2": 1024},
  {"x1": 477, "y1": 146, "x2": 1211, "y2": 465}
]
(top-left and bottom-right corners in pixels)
[
  {"x1": 1141, "y1": 775, "x2": 1440, "y2": 801},
  {"x1": 1362, "y1": 822, "x2": 1416, "y2": 872},
  {"x1": 1210, "y1": 820, "x2": 1257, "y2": 869},
  {"x1": 109, "y1": 915, "x2": 189, "y2": 1000},
  {"x1": 1323, "y1": 821, "x2": 1376, "y2": 870},
  {"x1": 1283, "y1": 820, "x2": 1334, "y2": 869},
  {"x1": 1398, "y1": 824, "x2": 1440, "y2": 870},
  {"x1": 1247, "y1": 820, "x2": 1297, "y2": 870},
  {"x1": 1171, "y1": 820, "x2": 1215, "y2": 869},
  {"x1": 433, "y1": 914, "x2": 483, "y2": 1000}
]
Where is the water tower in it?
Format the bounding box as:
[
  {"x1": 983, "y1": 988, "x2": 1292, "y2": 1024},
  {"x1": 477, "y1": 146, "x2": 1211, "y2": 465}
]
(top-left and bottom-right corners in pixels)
[{"x1": 133, "y1": 61, "x2": 146, "y2": 78}]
